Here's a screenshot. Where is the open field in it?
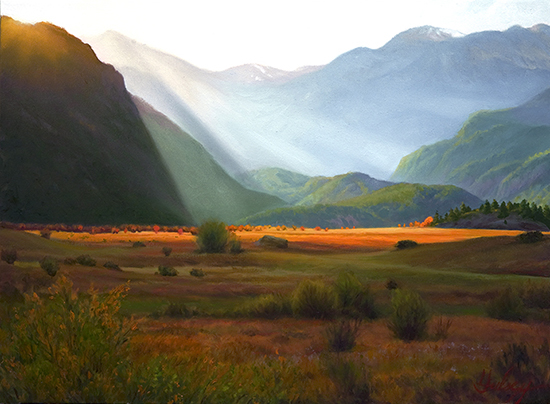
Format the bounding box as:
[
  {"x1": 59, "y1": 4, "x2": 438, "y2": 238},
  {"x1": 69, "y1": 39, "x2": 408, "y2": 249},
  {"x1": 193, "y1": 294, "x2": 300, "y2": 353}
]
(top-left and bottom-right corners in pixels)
[{"x1": 1, "y1": 226, "x2": 550, "y2": 403}]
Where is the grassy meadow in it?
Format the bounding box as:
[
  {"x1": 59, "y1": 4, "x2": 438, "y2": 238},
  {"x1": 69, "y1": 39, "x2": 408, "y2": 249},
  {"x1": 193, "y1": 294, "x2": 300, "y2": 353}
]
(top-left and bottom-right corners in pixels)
[{"x1": 1, "y1": 226, "x2": 550, "y2": 403}]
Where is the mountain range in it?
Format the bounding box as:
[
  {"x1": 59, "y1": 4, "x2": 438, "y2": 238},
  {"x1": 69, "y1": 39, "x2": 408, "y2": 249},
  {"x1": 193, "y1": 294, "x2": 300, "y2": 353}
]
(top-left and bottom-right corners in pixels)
[
  {"x1": 86, "y1": 24, "x2": 550, "y2": 179},
  {"x1": 392, "y1": 87, "x2": 550, "y2": 205}
]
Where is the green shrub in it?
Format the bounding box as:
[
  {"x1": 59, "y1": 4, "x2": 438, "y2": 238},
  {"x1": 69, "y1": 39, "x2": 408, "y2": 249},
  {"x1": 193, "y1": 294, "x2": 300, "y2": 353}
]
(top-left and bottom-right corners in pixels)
[
  {"x1": 395, "y1": 240, "x2": 418, "y2": 250},
  {"x1": 40, "y1": 229, "x2": 51, "y2": 239},
  {"x1": 388, "y1": 289, "x2": 431, "y2": 341},
  {"x1": 1, "y1": 248, "x2": 17, "y2": 264},
  {"x1": 161, "y1": 246, "x2": 172, "y2": 256},
  {"x1": 324, "y1": 318, "x2": 362, "y2": 352},
  {"x1": 520, "y1": 280, "x2": 550, "y2": 310},
  {"x1": 432, "y1": 316, "x2": 453, "y2": 341},
  {"x1": 0, "y1": 276, "x2": 136, "y2": 403},
  {"x1": 163, "y1": 302, "x2": 194, "y2": 318},
  {"x1": 189, "y1": 268, "x2": 205, "y2": 277},
  {"x1": 386, "y1": 278, "x2": 399, "y2": 290},
  {"x1": 486, "y1": 287, "x2": 525, "y2": 321},
  {"x1": 63, "y1": 257, "x2": 76, "y2": 265},
  {"x1": 132, "y1": 241, "x2": 146, "y2": 248},
  {"x1": 516, "y1": 231, "x2": 544, "y2": 244},
  {"x1": 334, "y1": 271, "x2": 378, "y2": 319},
  {"x1": 39, "y1": 256, "x2": 59, "y2": 277},
  {"x1": 244, "y1": 294, "x2": 292, "y2": 319},
  {"x1": 157, "y1": 265, "x2": 178, "y2": 276},
  {"x1": 292, "y1": 279, "x2": 337, "y2": 319},
  {"x1": 75, "y1": 254, "x2": 96, "y2": 266},
  {"x1": 196, "y1": 220, "x2": 229, "y2": 253}
]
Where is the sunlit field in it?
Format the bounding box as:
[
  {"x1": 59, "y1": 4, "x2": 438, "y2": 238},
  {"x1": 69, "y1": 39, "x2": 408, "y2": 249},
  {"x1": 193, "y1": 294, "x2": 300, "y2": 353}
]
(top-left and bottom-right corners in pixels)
[{"x1": 1, "y1": 226, "x2": 549, "y2": 403}]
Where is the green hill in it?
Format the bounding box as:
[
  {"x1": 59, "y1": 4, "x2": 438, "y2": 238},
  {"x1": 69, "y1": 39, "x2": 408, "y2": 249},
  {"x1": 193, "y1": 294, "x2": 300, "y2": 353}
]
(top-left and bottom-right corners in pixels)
[
  {"x1": 135, "y1": 99, "x2": 285, "y2": 224},
  {"x1": 392, "y1": 88, "x2": 550, "y2": 204},
  {"x1": 239, "y1": 168, "x2": 392, "y2": 205},
  {"x1": 242, "y1": 183, "x2": 481, "y2": 228},
  {"x1": 0, "y1": 17, "x2": 190, "y2": 225}
]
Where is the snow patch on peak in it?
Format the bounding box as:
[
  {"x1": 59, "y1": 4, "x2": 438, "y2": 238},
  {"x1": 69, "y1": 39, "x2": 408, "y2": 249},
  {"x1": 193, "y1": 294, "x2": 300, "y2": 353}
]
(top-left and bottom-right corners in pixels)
[{"x1": 389, "y1": 26, "x2": 465, "y2": 45}]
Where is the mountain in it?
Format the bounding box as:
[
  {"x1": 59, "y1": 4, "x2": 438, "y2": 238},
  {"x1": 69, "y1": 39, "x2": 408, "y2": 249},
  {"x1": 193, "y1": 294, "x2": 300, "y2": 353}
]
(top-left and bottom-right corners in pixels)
[
  {"x1": 86, "y1": 25, "x2": 550, "y2": 179},
  {"x1": 134, "y1": 99, "x2": 285, "y2": 224},
  {"x1": 238, "y1": 168, "x2": 393, "y2": 205},
  {"x1": 0, "y1": 17, "x2": 191, "y2": 225},
  {"x1": 391, "y1": 88, "x2": 550, "y2": 205},
  {"x1": 242, "y1": 183, "x2": 481, "y2": 228}
]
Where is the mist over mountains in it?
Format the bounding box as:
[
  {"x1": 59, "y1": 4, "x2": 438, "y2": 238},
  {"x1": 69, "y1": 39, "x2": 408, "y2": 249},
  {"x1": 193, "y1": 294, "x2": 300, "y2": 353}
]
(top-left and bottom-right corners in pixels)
[{"x1": 86, "y1": 24, "x2": 550, "y2": 179}]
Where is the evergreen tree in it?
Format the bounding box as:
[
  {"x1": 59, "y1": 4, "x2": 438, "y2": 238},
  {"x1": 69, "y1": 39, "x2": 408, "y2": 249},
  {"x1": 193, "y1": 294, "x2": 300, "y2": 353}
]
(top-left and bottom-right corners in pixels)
[
  {"x1": 491, "y1": 199, "x2": 500, "y2": 211},
  {"x1": 460, "y1": 202, "x2": 471, "y2": 214},
  {"x1": 482, "y1": 200, "x2": 492, "y2": 215},
  {"x1": 497, "y1": 201, "x2": 509, "y2": 219}
]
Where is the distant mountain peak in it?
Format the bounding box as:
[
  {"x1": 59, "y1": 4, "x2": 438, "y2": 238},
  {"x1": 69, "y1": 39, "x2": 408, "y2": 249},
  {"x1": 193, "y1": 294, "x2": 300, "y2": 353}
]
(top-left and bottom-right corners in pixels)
[{"x1": 388, "y1": 25, "x2": 465, "y2": 44}]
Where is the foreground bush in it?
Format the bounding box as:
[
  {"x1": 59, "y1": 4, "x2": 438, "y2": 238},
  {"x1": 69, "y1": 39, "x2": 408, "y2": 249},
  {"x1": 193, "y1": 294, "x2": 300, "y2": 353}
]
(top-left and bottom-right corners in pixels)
[
  {"x1": 1, "y1": 248, "x2": 17, "y2": 264},
  {"x1": 395, "y1": 240, "x2": 418, "y2": 250},
  {"x1": 324, "y1": 318, "x2": 362, "y2": 352},
  {"x1": 75, "y1": 254, "x2": 96, "y2": 266},
  {"x1": 516, "y1": 231, "x2": 544, "y2": 244},
  {"x1": 486, "y1": 287, "x2": 525, "y2": 321},
  {"x1": 39, "y1": 256, "x2": 59, "y2": 277},
  {"x1": 334, "y1": 271, "x2": 378, "y2": 319},
  {"x1": 0, "y1": 277, "x2": 136, "y2": 403},
  {"x1": 196, "y1": 220, "x2": 230, "y2": 253},
  {"x1": 388, "y1": 289, "x2": 431, "y2": 341},
  {"x1": 521, "y1": 280, "x2": 550, "y2": 310},
  {"x1": 323, "y1": 356, "x2": 371, "y2": 404},
  {"x1": 161, "y1": 246, "x2": 172, "y2": 256},
  {"x1": 292, "y1": 279, "x2": 337, "y2": 319}
]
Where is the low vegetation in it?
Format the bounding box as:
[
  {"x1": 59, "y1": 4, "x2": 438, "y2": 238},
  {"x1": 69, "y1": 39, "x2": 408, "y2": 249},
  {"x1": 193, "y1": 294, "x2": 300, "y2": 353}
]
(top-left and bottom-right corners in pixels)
[
  {"x1": 157, "y1": 265, "x2": 178, "y2": 276},
  {"x1": 196, "y1": 220, "x2": 230, "y2": 253},
  {"x1": 388, "y1": 289, "x2": 432, "y2": 341},
  {"x1": 1, "y1": 248, "x2": 17, "y2": 264},
  {"x1": 75, "y1": 254, "x2": 96, "y2": 267},
  {"x1": 39, "y1": 256, "x2": 59, "y2": 277},
  {"x1": 291, "y1": 279, "x2": 338, "y2": 319}
]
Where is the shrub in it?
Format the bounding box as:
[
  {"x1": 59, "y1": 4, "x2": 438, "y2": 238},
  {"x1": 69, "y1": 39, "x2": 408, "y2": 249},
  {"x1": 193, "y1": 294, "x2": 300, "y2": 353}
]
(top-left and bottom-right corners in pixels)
[
  {"x1": 132, "y1": 241, "x2": 146, "y2": 248},
  {"x1": 386, "y1": 278, "x2": 399, "y2": 290},
  {"x1": 0, "y1": 276, "x2": 136, "y2": 403},
  {"x1": 196, "y1": 220, "x2": 229, "y2": 253},
  {"x1": 76, "y1": 254, "x2": 96, "y2": 266},
  {"x1": 488, "y1": 341, "x2": 550, "y2": 404},
  {"x1": 161, "y1": 246, "x2": 172, "y2": 256},
  {"x1": 323, "y1": 357, "x2": 371, "y2": 404},
  {"x1": 334, "y1": 271, "x2": 378, "y2": 319},
  {"x1": 521, "y1": 280, "x2": 550, "y2": 310},
  {"x1": 157, "y1": 265, "x2": 177, "y2": 276},
  {"x1": 388, "y1": 289, "x2": 431, "y2": 341},
  {"x1": 244, "y1": 294, "x2": 292, "y2": 319},
  {"x1": 103, "y1": 261, "x2": 121, "y2": 271},
  {"x1": 516, "y1": 231, "x2": 544, "y2": 244},
  {"x1": 63, "y1": 257, "x2": 76, "y2": 265},
  {"x1": 292, "y1": 279, "x2": 337, "y2": 319},
  {"x1": 486, "y1": 287, "x2": 525, "y2": 321},
  {"x1": 228, "y1": 236, "x2": 243, "y2": 254},
  {"x1": 189, "y1": 268, "x2": 205, "y2": 277},
  {"x1": 1, "y1": 248, "x2": 17, "y2": 264},
  {"x1": 432, "y1": 316, "x2": 453, "y2": 341},
  {"x1": 162, "y1": 302, "x2": 195, "y2": 318},
  {"x1": 324, "y1": 318, "x2": 362, "y2": 352},
  {"x1": 395, "y1": 240, "x2": 418, "y2": 250},
  {"x1": 40, "y1": 256, "x2": 59, "y2": 277},
  {"x1": 40, "y1": 229, "x2": 51, "y2": 239}
]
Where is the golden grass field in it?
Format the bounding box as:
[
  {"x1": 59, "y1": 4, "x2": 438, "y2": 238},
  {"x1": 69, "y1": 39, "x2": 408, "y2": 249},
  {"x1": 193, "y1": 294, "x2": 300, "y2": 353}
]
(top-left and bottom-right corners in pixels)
[{"x1": 2, "y1": 226, "x2": 550, "y2": 403}]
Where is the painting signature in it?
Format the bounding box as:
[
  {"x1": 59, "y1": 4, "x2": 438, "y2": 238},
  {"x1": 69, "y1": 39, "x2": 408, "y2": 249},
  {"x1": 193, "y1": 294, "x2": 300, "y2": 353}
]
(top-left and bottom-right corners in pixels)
[{"x1": 473, "y1": 367, "x2": 548, "y2": 404}]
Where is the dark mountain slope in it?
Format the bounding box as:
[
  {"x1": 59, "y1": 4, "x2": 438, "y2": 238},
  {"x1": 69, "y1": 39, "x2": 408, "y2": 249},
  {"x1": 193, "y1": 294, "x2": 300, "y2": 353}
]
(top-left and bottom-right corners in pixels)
[{"x1": 0, "y1": 17, "x2": 191, "y2": 225}]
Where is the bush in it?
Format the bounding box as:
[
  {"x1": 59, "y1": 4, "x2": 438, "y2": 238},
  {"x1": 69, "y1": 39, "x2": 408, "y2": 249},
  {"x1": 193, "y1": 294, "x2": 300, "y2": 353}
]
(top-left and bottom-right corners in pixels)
[
  {"x1": 244, "y1": 294, "x2": 292, "y2": 319},
  {"x1": 228, "y1": 236, "x2": 243, "y2": 254},
  {"x1": 324, "y1": 318, "x2": 362, "y2": 352},
  {"x1": 386, "y1": 279, "x2": 399, "y2": 290},
  {"x1": 334, "y1": 271, "x2": 377, "y2": 319},
  {"x1": 0, "y1": 276, "x2": 137, "y2": 403},
  {"x1": 40, "y1": 229, "x2": 52, "y2": 239},
  {"x1": 323, "y1": 357, "x2": 371, "y2": 404},
  {"x1": 132, "y1": 241, "x2": 146, "y2": 248},
  {"x1": 516, "y1": 231, "x2": 544, "y2": 244},
  {"x1": 521, "y1": 280, "x2": 550, "y2": 310},
  {"x1": 395, "y1": 240, "x2": 418, "y2": 250},
  {"x1": 488, "y1": 341, "x2": 550, "y2": 404},
  {"x1": 40, "y1": 256, "x2": 59, "y2": 277},
  {"x1": 76, "y1": 254, "x2": 96, "y2": 266},
  {"x1": 63, "y1": 257, "x2": 76, "y2": 265},
  {"x1": 388, "y1": 289, "x2": 431, "y2": 341},
  {"x1": 162, "y1": 302, "x2": 195, "y2": 318},
  {"x1": 432, "y1": 316, "x2": 453, "y2": 341},
  {"x1": 103, "y1": 261, "x2": 121, "y2": 271},
  {"x1": 196, "y1": 220, "x2": 229, "y2": 253},
  {"x1": 486, "y1": 287, "x2": 525, "y2": 321},
  {"x1": 157, "y1": 265, "x2": 178, "y2": 276},
  {"x1": 292, "y1": 280, "x2": 337, "y2": 319},
  {"x1": 161, "y1": 246, "x2": 172, "y2": 256},
  {"x1": 189, "y1": 268, "x2": 205, "y2": 278},
  {"x1": 1, "y1": 248, "x2": 17, "y2": 264}
]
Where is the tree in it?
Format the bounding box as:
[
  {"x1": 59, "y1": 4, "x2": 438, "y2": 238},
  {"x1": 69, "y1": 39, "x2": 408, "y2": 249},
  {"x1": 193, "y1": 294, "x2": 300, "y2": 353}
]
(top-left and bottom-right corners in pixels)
[
  {"x1": 498, "y1": 201, "x2": 509, "y2": 219},
  {"x1": 491, "y1": 199, "x2": 500, "y2": 211}
]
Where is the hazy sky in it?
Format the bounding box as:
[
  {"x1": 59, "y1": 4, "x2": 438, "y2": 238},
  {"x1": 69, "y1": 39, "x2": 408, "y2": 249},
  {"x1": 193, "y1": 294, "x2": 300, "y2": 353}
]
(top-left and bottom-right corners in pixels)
[{"x1": 3, "y1": 0, "x2": 550, "y2": 71}]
